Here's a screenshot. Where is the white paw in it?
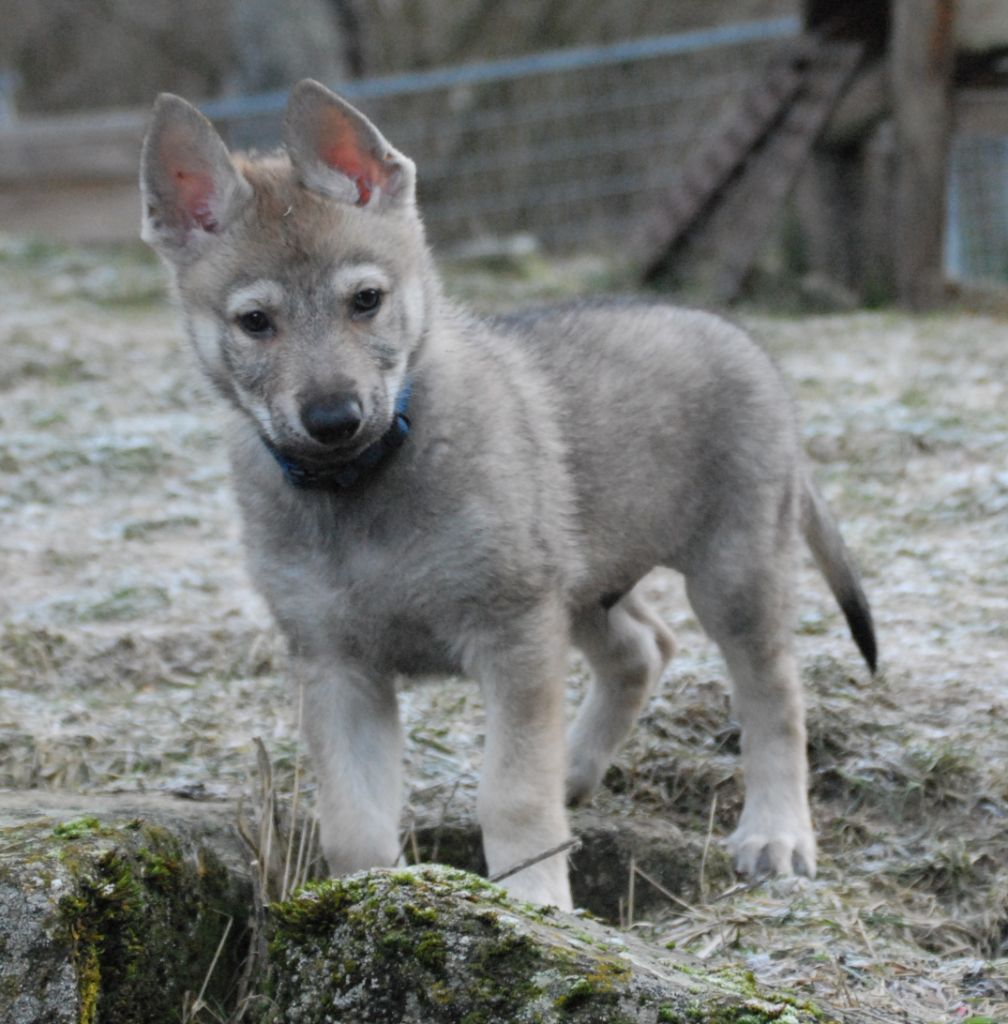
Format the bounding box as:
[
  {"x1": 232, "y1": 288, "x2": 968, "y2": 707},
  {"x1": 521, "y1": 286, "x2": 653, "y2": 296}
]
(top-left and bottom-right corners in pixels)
[
  {"x1": 565, "y1": 756, "x2": 604, "y2": 806},
  {"x1": 727, "y1": 813, "x2": 817, "y2": 879},
  {"x1": 498, "y1": 867, "x2": 573, "y2": 911}
]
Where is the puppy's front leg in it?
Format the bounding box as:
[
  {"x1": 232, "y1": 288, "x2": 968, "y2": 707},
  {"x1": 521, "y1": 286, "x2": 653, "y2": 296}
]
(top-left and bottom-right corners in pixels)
[
  {"x1": 467, "y1": 603, "x2": 573, "y2": 910},
  {"x1": 297, "y1": 657, "x2": 403, "y2": 875}
]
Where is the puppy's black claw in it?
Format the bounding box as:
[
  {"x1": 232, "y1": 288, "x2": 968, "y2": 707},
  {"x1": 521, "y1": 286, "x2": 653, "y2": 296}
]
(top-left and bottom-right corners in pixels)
[
  {"x1": 754, "y1": 847, "x2": 774, "y2": 877},
  {"x1": 792, "y1": 849, "x2": 811, "y2": 877}
]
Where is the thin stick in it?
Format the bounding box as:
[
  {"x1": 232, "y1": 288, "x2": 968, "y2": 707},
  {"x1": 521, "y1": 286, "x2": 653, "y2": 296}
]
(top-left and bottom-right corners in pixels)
[
  {"x1": 396, "y1": 810, "x2": 417, "y2": 865},
  {"x1": 281, "y1": 684, "x2": 306, "y2": 899},
  {"x1": 834, "y1": 955, "x2": 858, "y2": 1008},
  {"x1": 234, "y1": 799, "x2": 257, "y2": 857},
  {"x1": 303, "y1": 815, "x2": 320, "y2": 888},
  {"x1": 708, "y1": 878, "x2": 763, "y2": 904},
  {"x1": 430, "y1": 775, "x2": 463, "y2": 863},
  {"x1": 627, "y1": 853, "x2": 636, "y2": 928},
  {"x1": 488, "y1": 836, "x2": 582, "y2": 884},
  {"x1": 855, "y1": 912, "x2": 877, "y2": 958},
  {"x1": 696, "y1": 925, "x2": 734, "y2": 960},
  {"x1": 261, "y1": 802, "x2": 275, "y2": 902},
  {"x1": 291, "y1": 815, "x2": 309, "y2": 896},
  {"x1": 699, "y1": 792, "x2": 718, "y2": 902},
  {"x1": 231, "y1": 852, "x2": 272, "y2": 1024},
  {"x1": 253, "y1": 737, "x2": 275, "y2": 902},
  {"x1": 633, "y1": 863, "x2": 696, "y2": 913},
  {"x1": 185, "y1": 917, "x2": 233, "y2": 1022}
]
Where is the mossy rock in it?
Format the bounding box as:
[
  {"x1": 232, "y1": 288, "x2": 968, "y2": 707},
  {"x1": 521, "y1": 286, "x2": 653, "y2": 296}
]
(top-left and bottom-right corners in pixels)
[
  {"x1": 264, "y1": 865, "x2": 829, "y2": 1023},
  {"x1": 0, "y1": 793, "x2": 251, "y2": 1024},
  {"x1": 407, "y1": 809, "x2": 734, "y2": 923}
]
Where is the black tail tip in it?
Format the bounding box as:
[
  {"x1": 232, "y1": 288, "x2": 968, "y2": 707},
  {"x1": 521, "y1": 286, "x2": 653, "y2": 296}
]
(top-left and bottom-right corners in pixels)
[{"x1": 841, "y1": 596, "x2": 878, "y2": 674}]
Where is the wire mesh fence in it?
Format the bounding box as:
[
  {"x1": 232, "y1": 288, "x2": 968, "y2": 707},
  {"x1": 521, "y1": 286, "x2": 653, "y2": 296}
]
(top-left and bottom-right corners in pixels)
[
  {"x1": 7, "y1": 13, "x2": 1005, "y2": 290},
  {"x1": 208, "y1": 18, "x2": 801, "y2": 254},
  {"x1": 946, "y1": 134, "x2": 1008, "y2": 284}
]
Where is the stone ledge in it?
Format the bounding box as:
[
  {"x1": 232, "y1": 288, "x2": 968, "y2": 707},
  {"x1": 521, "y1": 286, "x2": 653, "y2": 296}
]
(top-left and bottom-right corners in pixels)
[
  {"x1": 0, "y1": 793, "x2": 827, "y2": 1024},
  {"x1": 0, "y1": 792, "x2": 251, "y2": 1024},
  {"x1": 266, "y1": 865, "x2": 827, "y2": 1024}
]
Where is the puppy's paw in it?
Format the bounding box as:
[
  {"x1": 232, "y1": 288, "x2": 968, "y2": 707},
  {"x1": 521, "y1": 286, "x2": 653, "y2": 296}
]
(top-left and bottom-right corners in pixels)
[
  {"x1": 500, "y1": 872, "x2": 574, "y2": 911},
  {"x1": 727, "y1": 821, "x2": 817, "y2": 879},
  {"x1": 564, "y1": 756, "x2": 604, "y2": 806}
]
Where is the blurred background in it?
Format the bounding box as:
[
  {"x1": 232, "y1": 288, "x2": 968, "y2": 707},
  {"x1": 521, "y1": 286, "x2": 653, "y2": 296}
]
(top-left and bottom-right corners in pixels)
[{"x1": 1, "y1": 0, "x2": 1007, "y2": 308}]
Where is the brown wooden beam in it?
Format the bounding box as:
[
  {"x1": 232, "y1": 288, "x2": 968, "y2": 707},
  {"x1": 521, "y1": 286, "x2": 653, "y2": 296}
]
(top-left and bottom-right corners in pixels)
[
  {"x1": 804, "y1": 0, "x2": 889, "y2": 54},
  {"x1": 890, "y1": 0, "x2": 956, "y2": 309},
  {"x1": 956, "y1": 87, "x2": 1008, "y2": 136}
]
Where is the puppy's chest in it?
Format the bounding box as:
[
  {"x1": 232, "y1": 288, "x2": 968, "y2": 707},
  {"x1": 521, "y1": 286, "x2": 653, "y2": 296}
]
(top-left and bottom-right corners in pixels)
[{"x1": 266, "y1": 516, "x2": 463, "y2": 677}]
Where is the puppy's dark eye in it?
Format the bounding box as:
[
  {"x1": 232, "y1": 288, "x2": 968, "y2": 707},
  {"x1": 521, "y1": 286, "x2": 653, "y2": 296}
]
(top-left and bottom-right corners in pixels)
[
  {"x1": 352, "y1": 289, "x2": 382, "y2": 316},
  {"x1": 237, "y1": 310, "x2": 274, "y2": 336}
]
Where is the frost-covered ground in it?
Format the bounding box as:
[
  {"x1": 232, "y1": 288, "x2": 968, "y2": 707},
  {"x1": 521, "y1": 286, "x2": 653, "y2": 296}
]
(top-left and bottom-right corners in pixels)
[{"x1": 0, "y1": 237, "x2": 1005, "y2": 1022}]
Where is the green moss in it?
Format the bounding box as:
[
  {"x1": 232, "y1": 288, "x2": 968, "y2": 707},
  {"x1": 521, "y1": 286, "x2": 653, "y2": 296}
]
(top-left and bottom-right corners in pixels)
[
  {"x1": 670, "y1": 965, "x2": 822, "y2": 1024},
  {"x1": 266, "y1": 867, "x2": 828, "y2": 1023},
  {"x1": 78, "y1": 585, "x2": 171, "y2": 623},
  {"x1": 554, "y1": 958, "x2": 632, "y2": 1013},
  {"x1": 269, "y1": 868, "x2": 549, "y2": 1023},
  {"x1": 271, "y1": 867, "x2": 811, "y2": 1024},
  {"x1": 403, "y1": 901, "x2": 440, "y2": 925},
  {"x1": 269, "y1": 875, "x2": 378, "y2": 947},
  {"x1": 554, "y1": 975, "x2": 599, "y2": 1011},
  {"x1": 121, "y1": 515, "x2": 200, "y2": 540},
  {"x1": 53, "y1": 817, "x2": 105, "y2": 840},
  {"x1": 414, "y1": 931, "x2": 448, "y2": 970},
  {"x1": 56, "y1": 823, "x2": 245, "y2": 1024}
]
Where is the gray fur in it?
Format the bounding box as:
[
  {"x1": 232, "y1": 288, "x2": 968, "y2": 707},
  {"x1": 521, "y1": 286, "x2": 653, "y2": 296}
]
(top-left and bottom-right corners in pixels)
[{"x1": 141, "y1": 81, "x2": 876, "y2": 909}]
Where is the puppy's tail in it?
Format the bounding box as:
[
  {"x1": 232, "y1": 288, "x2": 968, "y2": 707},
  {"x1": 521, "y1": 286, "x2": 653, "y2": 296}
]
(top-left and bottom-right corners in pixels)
[{"x1": 801, "y1": 470, "x2": 877, "y2": 673}]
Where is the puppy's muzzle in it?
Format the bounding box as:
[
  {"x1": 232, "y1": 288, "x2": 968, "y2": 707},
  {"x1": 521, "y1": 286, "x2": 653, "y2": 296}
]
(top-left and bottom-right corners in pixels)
[{"x1": 301, "y1": 394, "x2": 363, "y2": 445}]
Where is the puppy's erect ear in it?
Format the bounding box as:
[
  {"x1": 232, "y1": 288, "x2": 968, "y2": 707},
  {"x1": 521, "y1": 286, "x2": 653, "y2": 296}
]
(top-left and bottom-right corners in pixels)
[
  {"x1": 283, "y1": 79, "x2": 416, "y2": 211},
  {"x1": 140, "y1": 94, "x2": 251, "y2": 259}
]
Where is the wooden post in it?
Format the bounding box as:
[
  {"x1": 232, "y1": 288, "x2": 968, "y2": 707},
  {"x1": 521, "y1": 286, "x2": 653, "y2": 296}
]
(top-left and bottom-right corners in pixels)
[
  {"x1": 794, "y1": 1, "x2": 892, "y2": 302},
  {"x1": 890, "y1": 0, "x2": 956, "y2": 309}
]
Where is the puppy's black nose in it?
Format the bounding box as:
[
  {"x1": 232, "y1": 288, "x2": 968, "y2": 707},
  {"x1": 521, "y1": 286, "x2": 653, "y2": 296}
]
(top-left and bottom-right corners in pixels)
[{"x1": 301, "y1": 395, "x2": 363, "y2": 444}]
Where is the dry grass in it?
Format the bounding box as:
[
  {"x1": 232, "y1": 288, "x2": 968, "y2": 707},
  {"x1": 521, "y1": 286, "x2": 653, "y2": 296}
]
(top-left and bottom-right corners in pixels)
[{"x1": 1, "y1": 238, "x2": 1007, "y2": 1021}]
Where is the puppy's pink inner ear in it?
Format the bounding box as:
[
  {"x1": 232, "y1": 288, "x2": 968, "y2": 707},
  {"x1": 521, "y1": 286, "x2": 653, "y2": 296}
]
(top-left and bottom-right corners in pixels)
[
  {"x1": 319, "y1": 110, "x2": 388, "y2": 206},
  {"x1": 172, "y1": 167, "x2": 220, "y2": 232}
]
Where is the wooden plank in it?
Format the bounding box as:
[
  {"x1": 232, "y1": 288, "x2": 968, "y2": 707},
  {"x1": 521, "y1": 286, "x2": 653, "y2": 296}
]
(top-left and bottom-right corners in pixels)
[
  {"x1": 645, "y1": 36, "x2": 862, "y2": 302},
  {"x1": 820, "y1": 59, "x2": 887, "y2": 146},
  {"x1": 642, "y1": 51, "x2": 804, "y2": 279},
  {"x1": 890, "y1": 0, "x2": 956, "y2": 309},
  {"x1": 956, "y1": 87, "x2": 1008, "y2": 137},
  {"x1": 708, "y1": 41, "x2": 863, "y2": 302},
  {"x1": 0, "y1": 181, "x2": 141, "y2": 242},
  {"x1": 0, "y1": 109, "x2": 146, "y2": 184}
]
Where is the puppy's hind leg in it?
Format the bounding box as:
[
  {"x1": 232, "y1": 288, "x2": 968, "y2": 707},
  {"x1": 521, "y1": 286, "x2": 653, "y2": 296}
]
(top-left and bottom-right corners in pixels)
[
  {"x1": 566, "y1": 587, "x2": 675, "y2": 805},
  {"x1": 684, "y1": 539, "x2": 815, "y2": 879}
]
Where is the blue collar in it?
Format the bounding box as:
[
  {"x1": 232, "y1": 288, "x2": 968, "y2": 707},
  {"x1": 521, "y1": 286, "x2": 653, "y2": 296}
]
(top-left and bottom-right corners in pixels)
[{"x1": 264, "y1": 378, "x2": 412, "y2": 490}]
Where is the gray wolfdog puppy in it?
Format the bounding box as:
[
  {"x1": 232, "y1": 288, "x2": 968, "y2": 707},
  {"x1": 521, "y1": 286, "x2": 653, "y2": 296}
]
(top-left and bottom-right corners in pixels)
[{"x1": 140, "y1": 80, "x2": 875, "y2": 909}]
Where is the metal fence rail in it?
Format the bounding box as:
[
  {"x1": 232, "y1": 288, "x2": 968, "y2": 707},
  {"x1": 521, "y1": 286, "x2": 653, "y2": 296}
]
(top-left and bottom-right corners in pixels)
[
  {"x1": 208, "y1": 17, "x2": 801, "y2": 253},
  {"x1": 202, "y1": 18, "x2": 801, "y2": 117},
  {"x1": 5, "y1": 15, "x2": 1008, "y2": 289}
]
